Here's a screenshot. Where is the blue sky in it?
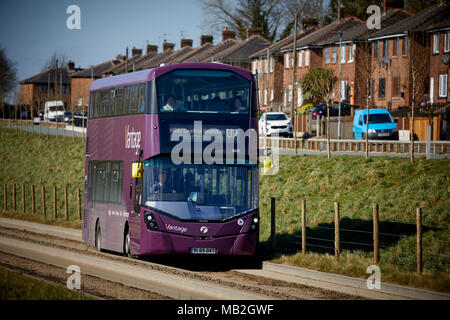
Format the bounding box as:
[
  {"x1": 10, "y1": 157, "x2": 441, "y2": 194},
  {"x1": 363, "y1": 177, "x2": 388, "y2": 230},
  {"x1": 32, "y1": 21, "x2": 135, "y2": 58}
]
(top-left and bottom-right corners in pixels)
[{"x1": 0, "y1": 0, "x2": 207, "y2": 83}]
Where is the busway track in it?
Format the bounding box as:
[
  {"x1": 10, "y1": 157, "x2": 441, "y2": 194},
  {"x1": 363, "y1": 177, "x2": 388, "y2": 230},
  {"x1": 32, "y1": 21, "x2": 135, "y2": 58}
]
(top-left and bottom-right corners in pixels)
[{"x1": 0, "y1": 218, "x2": 448, "y2": 300}]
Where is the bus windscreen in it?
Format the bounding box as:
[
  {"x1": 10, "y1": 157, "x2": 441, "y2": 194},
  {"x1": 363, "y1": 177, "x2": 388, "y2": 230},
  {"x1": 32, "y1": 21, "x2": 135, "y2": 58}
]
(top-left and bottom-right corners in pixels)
[
  {"x1": 141, "y1": 157, "x2": 258, "y2": 221},
  {"x1": 156, "y1": 69, "x2": 250, "y2": 114}
]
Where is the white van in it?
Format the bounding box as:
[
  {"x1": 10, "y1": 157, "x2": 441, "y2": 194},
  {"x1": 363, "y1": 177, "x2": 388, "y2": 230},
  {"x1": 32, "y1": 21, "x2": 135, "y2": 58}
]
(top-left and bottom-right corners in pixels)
[{"x1": 44, "y1": 101, "x2": 65, "y2": 122}]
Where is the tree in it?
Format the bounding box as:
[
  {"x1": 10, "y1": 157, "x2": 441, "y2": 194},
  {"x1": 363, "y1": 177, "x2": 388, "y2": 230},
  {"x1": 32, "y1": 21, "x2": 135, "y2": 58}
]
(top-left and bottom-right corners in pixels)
[
  {"x1": 0, "y1": 48, "x2": 17, "y2": 103},
  {"x1": 299, "y1": 67, "x2": 337, "y2": 158},
  {"x1": 42, "y1": 51, "x2": 69, "y2": 71},
  {"x1": 200, "y1": 0, "x2": 284, "y2": 41},
  {"x1": 279, "y1": 0, "x2": 324, "y2": 39},
  {"x1": 407, "y1": 30, "x2": 429, "y2": 164}
]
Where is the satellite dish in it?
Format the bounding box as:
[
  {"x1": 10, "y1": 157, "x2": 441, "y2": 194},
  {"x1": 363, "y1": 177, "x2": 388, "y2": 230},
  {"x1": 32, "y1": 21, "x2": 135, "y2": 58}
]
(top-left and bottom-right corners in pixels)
[{"x1": 441, "y1": 56, "x2": 449, "y2": 64}]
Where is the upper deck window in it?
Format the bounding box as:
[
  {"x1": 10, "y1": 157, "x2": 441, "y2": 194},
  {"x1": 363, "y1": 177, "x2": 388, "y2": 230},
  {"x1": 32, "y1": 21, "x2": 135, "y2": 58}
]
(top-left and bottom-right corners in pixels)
[{"x1": 156, "y1": 69, "x2": 250, "y2": 114}]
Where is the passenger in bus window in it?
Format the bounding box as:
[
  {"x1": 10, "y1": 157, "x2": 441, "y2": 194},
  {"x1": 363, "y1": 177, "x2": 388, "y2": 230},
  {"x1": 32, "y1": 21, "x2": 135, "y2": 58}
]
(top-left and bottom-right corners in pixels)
[
  {"x1": 151, "y1": 171, "x2": 175, "y2": 193},
  {"x1": 184, "y1": 172, "x2": 199, "y2": 197},
  {"x1": 162, "y1": 96, "x2": 175, "y2": 112},
  {"x1": 234, "y1": 97, "x2": 245, "y2": 112}
]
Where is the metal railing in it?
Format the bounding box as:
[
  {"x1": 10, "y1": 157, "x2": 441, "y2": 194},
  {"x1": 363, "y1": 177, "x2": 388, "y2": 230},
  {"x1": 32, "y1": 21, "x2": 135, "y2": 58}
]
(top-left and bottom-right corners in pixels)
[{"x1": 260, "y1": 137, "x2": 450, "y2": 156}]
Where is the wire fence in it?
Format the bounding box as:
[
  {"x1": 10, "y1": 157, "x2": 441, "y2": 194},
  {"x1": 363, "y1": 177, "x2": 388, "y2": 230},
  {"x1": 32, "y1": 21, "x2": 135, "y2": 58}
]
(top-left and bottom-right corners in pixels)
[{"x1": 267, "y1": 198, "x2": 449, "y2": 274}]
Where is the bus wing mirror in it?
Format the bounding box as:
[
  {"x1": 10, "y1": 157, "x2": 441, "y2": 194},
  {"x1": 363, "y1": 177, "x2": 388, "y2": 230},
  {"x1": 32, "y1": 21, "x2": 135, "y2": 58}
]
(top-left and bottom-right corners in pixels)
[
  {"x1": 132, "y1": 163, "x2": 143, "y2": 178},
  {"x1": 187, "y1": 192, "x2": 198, "y2": 202}
]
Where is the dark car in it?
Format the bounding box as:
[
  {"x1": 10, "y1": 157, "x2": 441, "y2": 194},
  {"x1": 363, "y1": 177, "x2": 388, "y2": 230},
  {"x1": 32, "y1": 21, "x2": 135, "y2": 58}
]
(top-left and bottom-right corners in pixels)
[
  {"x1": 64, "y1": 111, "x2": 73, "y2": 124},
  {"x1": 39, "y1": 110, "x2": 45, "y2": 120},
  {"x1": 73, "y1": 111, "x2": 87, "y2": 127},
  {"x1": 330, "y1": 102, "x2": 357, "y2": 116},
  {"x1": 310, "y1": 104, "x2": 338, "y2": 119}
]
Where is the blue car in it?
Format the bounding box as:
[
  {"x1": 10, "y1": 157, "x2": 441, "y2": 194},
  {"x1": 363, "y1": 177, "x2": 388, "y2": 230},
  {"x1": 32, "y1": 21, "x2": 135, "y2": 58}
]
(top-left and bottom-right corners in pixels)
[{"x1": 353, "y1": 109, "x2": 398, "y2": 140}]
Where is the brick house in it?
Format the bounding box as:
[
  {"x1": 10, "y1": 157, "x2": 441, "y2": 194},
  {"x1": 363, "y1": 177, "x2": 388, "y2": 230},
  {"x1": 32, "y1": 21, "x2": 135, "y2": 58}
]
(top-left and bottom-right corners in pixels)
[
  {"x1": 368, "y1": 2, "x2": 450, "y2": 110},
  {"x1": 19, "y1": 61, "x2": 79, "y2": 116},
  {"x1": 279, "y1": 17, "x2": 361, "y2": 111},
  {"x1": 428, "y1": 18, "x2": 450, "y2": 104},
  {"x1": 70, "y1": 60, "x2": 121, "y2": 110}
]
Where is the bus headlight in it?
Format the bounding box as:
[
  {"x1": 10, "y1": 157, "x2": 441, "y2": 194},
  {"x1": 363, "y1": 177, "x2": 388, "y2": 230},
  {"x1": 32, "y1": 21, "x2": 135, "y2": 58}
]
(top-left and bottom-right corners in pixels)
[
  {"x1": 248, "y1": 215, "x2": 259, "y2": 232},
  {"x1": 144, "y1": 212, "x2": 159, "y2": 231}
]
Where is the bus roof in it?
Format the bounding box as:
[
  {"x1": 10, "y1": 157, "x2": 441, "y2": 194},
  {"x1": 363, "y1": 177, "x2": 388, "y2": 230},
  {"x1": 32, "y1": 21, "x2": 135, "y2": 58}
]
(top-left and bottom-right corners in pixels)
[{"x1": 89, "y1": 62, "x2": 253, "y2": 92}]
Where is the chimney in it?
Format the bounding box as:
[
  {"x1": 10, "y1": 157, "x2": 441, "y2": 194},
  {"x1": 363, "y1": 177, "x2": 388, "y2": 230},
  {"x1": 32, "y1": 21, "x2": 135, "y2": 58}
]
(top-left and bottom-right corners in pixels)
[
  {"x1": 222, "y1": 27, "x2": 236, "y2": 41},
  {"x1": 385, "y1": 0, "x2": 404, "y2": 12},
  {"x1": 181, "y1": 38, "x2": 193, "y2": 48},
  {"x1": 146, "y1": 44, "x2": 158, "y2": 55},
  {"x1": 163, "y1": 40, "x2": 175, "y2": 51},
  {"x1": 200, "y1": 35, "x2": 214, "y2": 46},
  {"x1": 132, "y1": 46, "x2": 143, "y2": 57},
  {"x1": 246, "y1": 27, "x2": 263, "y2": 39},
  {"x1": 66, "y1": 60, "x2": 75, "y2": 70},
  {"x1": 302, "y1": 18, "x2": 319, "y2": 31},
  {"x1": 116, "y1": 54, "x2": 125, "y2": 61}
]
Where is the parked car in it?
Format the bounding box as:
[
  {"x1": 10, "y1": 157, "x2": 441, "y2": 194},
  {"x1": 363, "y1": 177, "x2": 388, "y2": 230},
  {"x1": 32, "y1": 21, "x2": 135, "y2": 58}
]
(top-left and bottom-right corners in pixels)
[
  {"x1": 310, "y1": 102, "x2": 356, "y2": 119},
  {"x1": 259, "y1": 112, "x2": 293, "y2": 137},
  {"x1": 73, "y1": 111, "x2": 87, "y2": 127},
  {"x1": 64, "y1": 111, "x2": 73, "y2": 123},
  {"x1": 353, "y1": 109, "x2": 398, "y2": 140},
  {"x1": 39, "y1": 110, "x2": 45, "y2": 120}
]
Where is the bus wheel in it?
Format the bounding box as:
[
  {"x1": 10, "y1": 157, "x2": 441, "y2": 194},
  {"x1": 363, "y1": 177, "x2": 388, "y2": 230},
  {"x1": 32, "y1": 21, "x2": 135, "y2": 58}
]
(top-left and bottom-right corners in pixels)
[
  {"x1": 123, "y1": 228, "x2": 131, "y2": 258},
  {"x1": 95, "y1": 222, "x2": 102, "y2": 252}
]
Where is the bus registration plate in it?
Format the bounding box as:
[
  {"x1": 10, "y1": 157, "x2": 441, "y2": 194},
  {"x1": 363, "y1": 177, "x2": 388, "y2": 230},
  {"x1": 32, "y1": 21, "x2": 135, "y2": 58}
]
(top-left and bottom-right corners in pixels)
[{"x1": 190, "y1": 248, "x2": 217, "y2": 254}]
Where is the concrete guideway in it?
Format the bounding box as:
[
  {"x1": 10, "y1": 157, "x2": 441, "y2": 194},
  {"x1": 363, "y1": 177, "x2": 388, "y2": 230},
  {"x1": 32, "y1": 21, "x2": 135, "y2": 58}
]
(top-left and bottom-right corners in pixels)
[
  {"x1": 1, "y1": 217, "x2": 449, "y2": 300},
  {"x1": 235, "y1": 263, "x2": 450, "y2": 300},
  {"x1": 0, "y1": 235, "x2": 269, "y2": 300}
]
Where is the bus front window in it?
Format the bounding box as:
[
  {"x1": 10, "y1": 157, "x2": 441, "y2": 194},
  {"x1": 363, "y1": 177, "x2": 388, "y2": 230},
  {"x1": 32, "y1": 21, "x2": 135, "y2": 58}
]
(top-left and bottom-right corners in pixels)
[
  {"x1": 142, "y1": 157, "x2": 258, "y2": 221},
  {"x1": 156, "y1": 69, "x2": 250, "y2": 114}
]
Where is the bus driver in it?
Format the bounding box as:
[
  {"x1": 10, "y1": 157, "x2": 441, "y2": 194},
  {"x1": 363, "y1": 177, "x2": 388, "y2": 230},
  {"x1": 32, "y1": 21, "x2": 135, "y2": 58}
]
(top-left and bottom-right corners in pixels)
[{"x1": 152, "y1": 171, "x2": 175, "y2": 194}]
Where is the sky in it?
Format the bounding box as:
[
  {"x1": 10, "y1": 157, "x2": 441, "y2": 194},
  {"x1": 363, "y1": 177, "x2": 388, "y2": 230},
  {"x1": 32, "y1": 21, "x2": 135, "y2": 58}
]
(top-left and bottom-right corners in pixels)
[{"x1": 0, "y1": 0, "x2": 209, "y2": 85}]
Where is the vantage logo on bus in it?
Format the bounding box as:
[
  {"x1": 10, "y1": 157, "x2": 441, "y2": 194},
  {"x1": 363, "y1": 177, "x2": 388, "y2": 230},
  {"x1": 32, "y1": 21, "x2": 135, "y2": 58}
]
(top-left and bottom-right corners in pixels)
[
  {"x1": 125, "y1": 125, "x2": 141, "y2": 154},
  {"x1": 170, "y1": 121, "x2": 257, "y2": 165}
]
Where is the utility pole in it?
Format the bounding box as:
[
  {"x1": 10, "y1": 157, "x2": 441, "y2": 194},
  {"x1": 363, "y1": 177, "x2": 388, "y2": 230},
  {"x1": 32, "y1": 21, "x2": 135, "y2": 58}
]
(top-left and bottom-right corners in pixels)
[
  {"x1": 337, "y1": 0, "x2": 341, "y2": 21},
  {"x1": 125, "y1": 46, "x2": 129, "y2": 74},
  {"x1": 291, "y1": 13, "x2": 298, "y2": 154},
  {"x1": 338, "y1": 31, "x2": 343, "y2": 139}
]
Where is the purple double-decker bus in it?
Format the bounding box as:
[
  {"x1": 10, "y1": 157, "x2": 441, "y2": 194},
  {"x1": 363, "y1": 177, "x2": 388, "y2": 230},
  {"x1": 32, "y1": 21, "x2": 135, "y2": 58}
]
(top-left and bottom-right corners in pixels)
[{"x1": 82, "y1": 63, "x2": 259, "y2": 257}]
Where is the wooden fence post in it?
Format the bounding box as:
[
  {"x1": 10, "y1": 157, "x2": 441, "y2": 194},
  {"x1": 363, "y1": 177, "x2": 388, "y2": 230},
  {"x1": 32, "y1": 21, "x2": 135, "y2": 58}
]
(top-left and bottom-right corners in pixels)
[
  {"x1": 334, "y1": 202, "x2": 340, "y2": 258},
  {"x1": 12, "y1": 183, "x2": 16, "y2": 211},
  {"x1": 271, "y1": 197, "x2": 276, "y2": 251},
  {"x1": 21, "y1": 184, "x2": 25, "y2": 213},
  {"x1": 373, "y1": 204, "x2": 379, "y2": 265},
  {"x1": 77, "y1": 188, "x2": 81, "y2": 220},
  {"x1": 42, "y1": 186, "x2": 46, "y2": 216},
  {"x1": 416, "y1": 207, "x2": 422, "y2": 274},
  {"x1": 3, "y1": 183, "x2": 7, "y2": 211},
  {"x1": 31, "y1": 185, "x2": 35, "y2": 215},
  {"x1": 301, "y1": 199, "x2": 306, "y2": 254},
  {"x1": 53, "y1": 185, "x2": 57, "y2": 219},
  {"x1": 64, "y1": 186, "x2": 68, "y2": 220}
]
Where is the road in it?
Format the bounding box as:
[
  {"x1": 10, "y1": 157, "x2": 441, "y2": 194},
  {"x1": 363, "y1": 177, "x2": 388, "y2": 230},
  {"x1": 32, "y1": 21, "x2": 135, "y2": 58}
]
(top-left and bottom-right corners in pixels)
[{"x1": 1, "y1": 218, "x2": 448, "y2": 300}]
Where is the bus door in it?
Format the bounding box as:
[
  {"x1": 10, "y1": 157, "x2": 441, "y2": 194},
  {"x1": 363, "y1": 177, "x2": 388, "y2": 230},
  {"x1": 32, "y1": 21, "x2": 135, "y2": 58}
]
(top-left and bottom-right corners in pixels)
[{"x1": 129, "y1": 174, "x2": 143, "y2": 251}]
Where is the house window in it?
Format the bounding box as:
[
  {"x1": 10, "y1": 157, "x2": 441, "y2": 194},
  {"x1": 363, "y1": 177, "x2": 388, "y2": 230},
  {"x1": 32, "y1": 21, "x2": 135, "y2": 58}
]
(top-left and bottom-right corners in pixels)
[
  {"x1": 430, "y1": 77, "x2": 434, "y2": 103},
  {"x1": 439, "y1": 74, "x2": 448, "y2": 97},
  {"x1": 283, "y1": 90, "x2": 287, "y2": 106},
  {"x1": 433, "y1": 33, "x2": 439, "y2": 54},
  {"x1": 325, "y1": 47, "x2": 330, "y2": 64},
  {"x1": 285, "y1": 53, "x2": 290, "y2": 69},
  {"x1": 340, "y1": 44, "x2": 346, "y2": 63},
  {"x1": 305, "y1": 50, "x2": 310, "y2": 66},
  {"x1": 349, "y1": 44, "x2": 355, "y2": 62},
  {"x1": 299, "y1": 50, "x2": 303, "y2": 67},
  {"x1": 378, "y1": 78, "x2": 386, "y2": 98},
  {"x1": 270, "y1": 57, "x2": 274, "y2": 73},
  {"x1": 264, "y1": 88, "x2": 268, "y2": 105},
  {"x1": 383, "y1": 39, "x2": 388, "y2": 57},
  {"x1": 403, "y1": 36, "x2": 408, "y2": 55},
  {"x1": 393, "y1": 38, "x2": 399, "y2": 56},
  {"x1": 270, "y1": 89, "x2": 274, "y2": 102},
  {"x1": 252, "y1": 60, "x2": 257, "y2": 74},
  {"x1": 445, "y1": 31, "x2": 450, "y2": 53},
  {"x1": 288, "y1": 85, "x2": 293, "y2": 102},
  {"x1": 393, "y1": 77, "x2": 400, "y2": 97},
  {"x1": 297, "y1": 87, "x2": 303, "y2": 106},
  {"x1": 265, "y1": 58, "x2": 268, "y2": 74},
  {"x1": 340, "y1": 80, "x2": 348, "y2": 101},
  {"x1": 374, "y1": 40, "x2": 379, "y2": 58},
  {"x1": 332, "y1": 46, "x2": 337, "y2": 63}
]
